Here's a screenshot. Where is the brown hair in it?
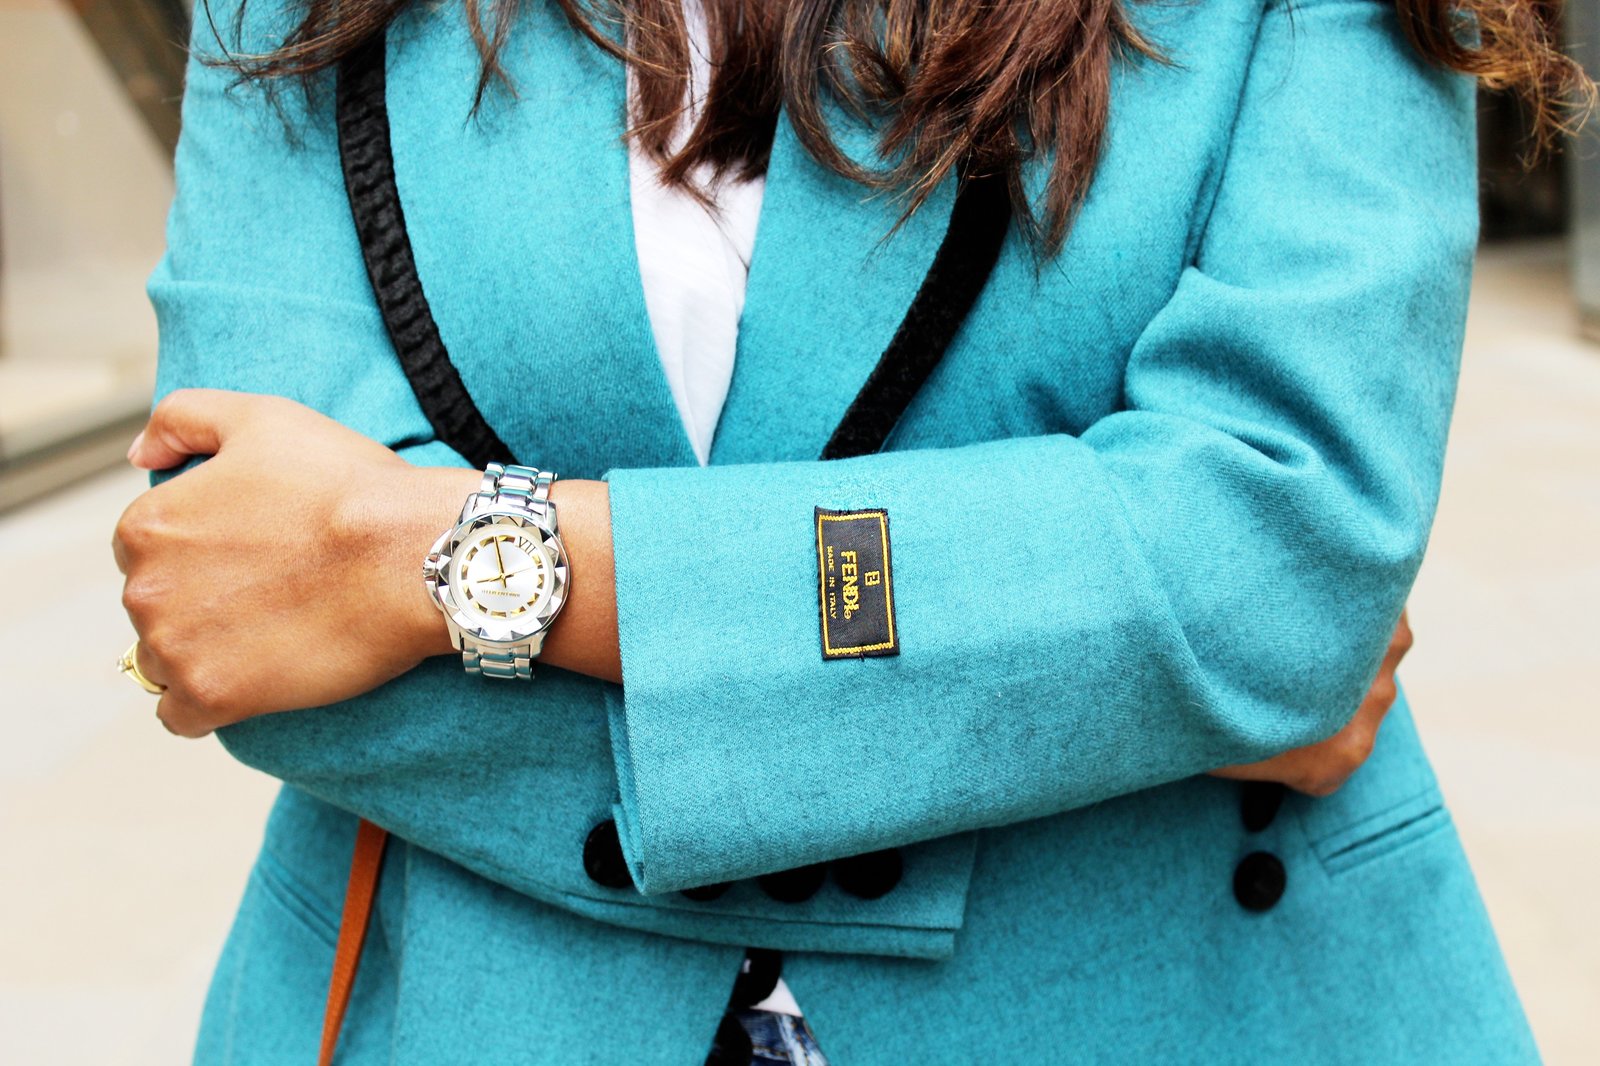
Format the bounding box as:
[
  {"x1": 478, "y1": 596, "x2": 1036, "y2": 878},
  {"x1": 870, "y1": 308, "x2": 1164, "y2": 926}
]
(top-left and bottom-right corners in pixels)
[{"x1": 206, "y1": 0, "x2": 1594, "y2": 257}]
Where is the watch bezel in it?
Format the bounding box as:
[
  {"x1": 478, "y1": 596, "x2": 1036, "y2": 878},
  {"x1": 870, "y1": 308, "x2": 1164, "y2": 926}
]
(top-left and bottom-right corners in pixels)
[{"x1": 424, "y1": 506, "x2": 570, "y2": 646}]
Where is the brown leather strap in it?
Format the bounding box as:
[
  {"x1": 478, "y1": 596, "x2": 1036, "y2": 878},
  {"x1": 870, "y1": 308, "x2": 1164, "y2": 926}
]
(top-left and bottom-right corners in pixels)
[{"x1": 319, "y1": 818, "x2": 389, "y2": 1066}]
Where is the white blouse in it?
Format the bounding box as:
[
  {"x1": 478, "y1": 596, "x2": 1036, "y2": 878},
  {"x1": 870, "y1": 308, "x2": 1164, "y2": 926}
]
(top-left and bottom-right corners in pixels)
[
  {"x1": 627, "y1": 0, "x2": 763, "y2": 466},
  {"x1": 625, "y1": 0, "x2": 804, "y2": 1018}
]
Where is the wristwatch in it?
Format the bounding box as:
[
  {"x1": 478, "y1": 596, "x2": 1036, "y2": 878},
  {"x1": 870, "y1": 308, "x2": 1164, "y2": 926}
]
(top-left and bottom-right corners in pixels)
[{"x1": 423, "y1": 462, "x2": 571, "y2": 680}]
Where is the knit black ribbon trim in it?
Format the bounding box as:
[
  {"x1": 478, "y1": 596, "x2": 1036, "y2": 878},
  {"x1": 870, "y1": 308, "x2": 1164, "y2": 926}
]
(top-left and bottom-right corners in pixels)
[
  {"x1": 336, "y1": 33, "x2": 516, "y2": 470},
  {"x1": 334, "y1": 27, "x2": 1009, "y2": 470}
]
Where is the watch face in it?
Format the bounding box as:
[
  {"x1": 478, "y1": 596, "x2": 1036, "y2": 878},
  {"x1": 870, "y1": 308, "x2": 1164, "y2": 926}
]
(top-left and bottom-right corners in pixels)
[
  {"x1": 444, "y1": 520, "x2": 565, "y2": 632},
  {"x1": 451, "y1": 521, "x2": 563, "y2": 624}
]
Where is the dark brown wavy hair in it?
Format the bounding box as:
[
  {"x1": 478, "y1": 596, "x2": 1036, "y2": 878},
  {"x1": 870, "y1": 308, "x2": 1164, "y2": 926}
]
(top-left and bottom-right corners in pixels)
[{"x1": 206, "y1": 0, "x2": 1593, "y2": 257}]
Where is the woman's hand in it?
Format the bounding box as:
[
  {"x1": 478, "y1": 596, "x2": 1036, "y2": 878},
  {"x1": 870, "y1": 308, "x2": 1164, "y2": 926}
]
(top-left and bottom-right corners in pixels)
[
  {"x1": 115, "y1": 389, "x2": 623, "y2": 737},
  {"x1": 1210, "y1": 610, "x2": 1413, "y2": 796},
  {"x1": 113, "y1": 390, "x2": 476, "y2": 736}
]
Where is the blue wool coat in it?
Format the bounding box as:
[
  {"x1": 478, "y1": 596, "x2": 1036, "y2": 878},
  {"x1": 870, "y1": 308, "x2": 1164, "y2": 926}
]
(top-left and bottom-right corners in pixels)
[{"x1": 152, "y1": 0, "x2": 1538, "y2": 1061}]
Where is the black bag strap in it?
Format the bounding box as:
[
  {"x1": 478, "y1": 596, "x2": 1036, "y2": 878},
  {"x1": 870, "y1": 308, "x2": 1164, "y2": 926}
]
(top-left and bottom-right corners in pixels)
[
  {"x1": 336, "y1": 33, "x2": 514, "y2": 470},
  {"x1": 335, "y1": 29, "x2": 1010, "y2": 467}
]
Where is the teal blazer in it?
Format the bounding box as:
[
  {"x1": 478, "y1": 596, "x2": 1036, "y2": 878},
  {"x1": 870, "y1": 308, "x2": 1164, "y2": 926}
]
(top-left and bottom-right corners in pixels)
[{"x1": 153, "y1": 0, "x2": 1538, "y2": 1061}]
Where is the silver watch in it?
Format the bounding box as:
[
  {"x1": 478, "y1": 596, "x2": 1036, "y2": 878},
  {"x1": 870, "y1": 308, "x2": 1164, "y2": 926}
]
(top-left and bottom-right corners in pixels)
[{"x1": 423, "y1": 462, "x2": 571, "y2": 681}]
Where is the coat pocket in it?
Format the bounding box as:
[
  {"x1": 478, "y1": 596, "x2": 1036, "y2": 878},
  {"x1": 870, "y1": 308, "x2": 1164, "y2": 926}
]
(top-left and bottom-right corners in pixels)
[
  {"x1": 1306, "y1": 787, "x2": 1450, "y2": 877},
  {"x1": 252, "y1": 849, "x2": 341, "y2": 949},
  {"x1": 1292, "y1": 682, "x2": 1451, "y2": 877}
]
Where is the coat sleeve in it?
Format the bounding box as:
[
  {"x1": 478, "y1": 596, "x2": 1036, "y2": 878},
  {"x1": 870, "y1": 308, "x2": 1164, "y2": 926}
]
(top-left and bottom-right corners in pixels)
[
  {"x1": 601, "y1": 0, "x2": 1480, "y2": 892},
  {"x1": 146, "y1": 0, "x2": 993, "y2": 956},
  {"x1": 146, "y1": 0, "x2": 440, "y2": 451}
]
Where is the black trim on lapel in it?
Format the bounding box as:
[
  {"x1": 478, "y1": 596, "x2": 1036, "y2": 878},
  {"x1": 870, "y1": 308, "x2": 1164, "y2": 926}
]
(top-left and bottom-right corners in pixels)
[
  {"x1": 335, "y1": 25, "x2": 1010, "y2": 470},
  {"x1": 820, "y1": 170, "x2": 1011, "y2": 461},
  {"x1": 336, "y1": 32, "x2": 516, "y2": 470}
]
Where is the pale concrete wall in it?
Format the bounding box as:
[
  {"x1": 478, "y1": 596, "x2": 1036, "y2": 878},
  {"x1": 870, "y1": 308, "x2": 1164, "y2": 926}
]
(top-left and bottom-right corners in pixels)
[{"x1": 0, "y1": 0, "x2": 172, "y2": 450}]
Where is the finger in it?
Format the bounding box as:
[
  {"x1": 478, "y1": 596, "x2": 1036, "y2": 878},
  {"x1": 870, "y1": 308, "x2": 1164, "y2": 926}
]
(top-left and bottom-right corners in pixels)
[
  {"x1": 1208, "y1": 763, "x2": 1270, "y2": 782},
  {"x1": 112, "y1": 527, "x2": 130, "y2": 575},
  {"x1": 1209, "y1": 747, "x2": 1310, "y2": 784},
  {"x1": 133, "y1": 638, "x2": 174, "y2": 691},
  {"x1": 1362, "y1": 611, "x2": 1413, "y2": 715},
  {"x1": 1388, "y1": 608, "x2": 1414, "y2": 663},
  {"x1": 128, "y1": 389, "x2": 261, "y2": 471},
  {"x1": 1355, "y1": 611, "x2": 1412, "y2": 718},
  {"x1": 154, "y1": 691, "x2": 213, "y2": 739}
]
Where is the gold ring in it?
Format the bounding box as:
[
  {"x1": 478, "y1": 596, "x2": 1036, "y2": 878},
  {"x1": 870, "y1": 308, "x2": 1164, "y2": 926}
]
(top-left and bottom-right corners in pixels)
[{"x1": 117, "y1": 641, "x2": 166, "y2": 695}]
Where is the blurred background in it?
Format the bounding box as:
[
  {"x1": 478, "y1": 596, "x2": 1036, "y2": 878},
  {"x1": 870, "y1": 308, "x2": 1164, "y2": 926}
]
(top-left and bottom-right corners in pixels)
[{"x1": 1, "y1": 0, "x2": 1597, "y2": 1062}]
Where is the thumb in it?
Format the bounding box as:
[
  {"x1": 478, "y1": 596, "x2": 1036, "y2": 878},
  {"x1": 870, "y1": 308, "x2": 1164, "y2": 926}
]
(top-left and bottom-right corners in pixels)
[{"x1": 128, "y1": 388, "x2": 259, "y2": 471}]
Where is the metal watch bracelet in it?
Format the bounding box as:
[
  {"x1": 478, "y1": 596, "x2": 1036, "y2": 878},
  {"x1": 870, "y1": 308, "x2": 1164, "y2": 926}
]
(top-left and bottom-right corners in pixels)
[{"x1": 458, "y1": 462, "x2": 556, "y2": 681}]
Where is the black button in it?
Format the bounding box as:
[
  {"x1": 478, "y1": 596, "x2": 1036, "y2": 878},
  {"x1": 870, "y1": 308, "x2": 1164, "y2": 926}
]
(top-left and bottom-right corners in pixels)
[
  {"x1": 728, "y1": 948, "x2": 782, "y2": 1009},
  {"x1": 1233, "y1": 851, "x2": 1287, "y2": 912},
  {"x1": 757, "y1": 862, "x2": 827, "y2": 904},
  {"x1": 832, "y1": 848, "x2": 904, "y2": 900},
  {"x1": 582, "y1": 819, "x2": 632, "y2": 890},
  {"x1": 680, "y1": 881, "x2": 733, "y2": 902},
  {"x1": 704, "y1": 1013, "x2": 752, "y2": 1066},
  {"x1": 1240, "y1": 781, "x2": 1286, "y2": 833}
]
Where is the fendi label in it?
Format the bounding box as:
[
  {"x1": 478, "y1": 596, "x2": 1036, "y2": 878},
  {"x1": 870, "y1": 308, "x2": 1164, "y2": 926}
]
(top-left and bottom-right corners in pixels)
[{"x1": 815, "y1": 507, "x2": 899, "y2": 660}]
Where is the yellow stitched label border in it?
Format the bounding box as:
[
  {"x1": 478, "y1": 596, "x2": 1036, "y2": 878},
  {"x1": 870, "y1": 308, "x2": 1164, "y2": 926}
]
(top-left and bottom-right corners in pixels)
[{"x1": 815, "y1": 508, "x2": 899, "y2": 659}]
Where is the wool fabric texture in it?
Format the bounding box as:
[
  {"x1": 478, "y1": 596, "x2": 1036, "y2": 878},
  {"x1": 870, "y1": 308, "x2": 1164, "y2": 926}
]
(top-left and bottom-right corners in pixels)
[{"x1": 149, "y1": 0, "x2": 1538, "y2": 1062}]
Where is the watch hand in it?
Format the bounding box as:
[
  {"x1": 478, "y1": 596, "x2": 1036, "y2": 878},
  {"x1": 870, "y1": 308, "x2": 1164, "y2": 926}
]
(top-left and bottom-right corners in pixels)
[
  {"x1": 492, "y1": 536, "x2": 510, "y2": 588},
  {"x1": 476, "y1": 565, "x2": 532, "y2": 585}
]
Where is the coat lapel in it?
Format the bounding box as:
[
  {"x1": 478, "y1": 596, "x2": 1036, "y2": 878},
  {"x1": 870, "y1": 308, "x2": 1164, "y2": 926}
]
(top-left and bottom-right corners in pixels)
[
  {"x1": 386, "y1": 3, "x2": 696, "y2": 478},
  {"x1": 710, "y1": 109, "x2": 958, "y2": 465},
  {"x1": 384, "y1": 4, "x2": 956, "y2": 474}
]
